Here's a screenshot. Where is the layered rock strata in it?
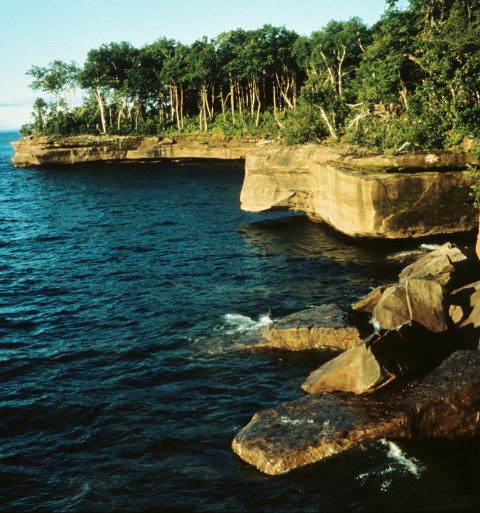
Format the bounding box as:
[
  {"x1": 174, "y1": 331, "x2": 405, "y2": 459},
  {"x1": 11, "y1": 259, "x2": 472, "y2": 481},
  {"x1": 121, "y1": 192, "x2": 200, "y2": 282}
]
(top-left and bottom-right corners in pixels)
[
  {"x1": 10, "y1": 134, "x2": 264, "y2": 168},
  {"x1": 241, "y1": 144, "x2": 477, "y2": 238}
]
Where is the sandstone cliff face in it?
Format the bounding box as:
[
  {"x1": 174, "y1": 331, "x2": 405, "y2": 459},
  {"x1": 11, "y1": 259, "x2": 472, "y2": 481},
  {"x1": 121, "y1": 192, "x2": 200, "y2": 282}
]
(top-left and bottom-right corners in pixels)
[
  {"x1": 241, "y1": 144, "x2": 477, "y2": 239},
  {"x1": 10, "y1": 134, "x2": 263, "y2": 168}
]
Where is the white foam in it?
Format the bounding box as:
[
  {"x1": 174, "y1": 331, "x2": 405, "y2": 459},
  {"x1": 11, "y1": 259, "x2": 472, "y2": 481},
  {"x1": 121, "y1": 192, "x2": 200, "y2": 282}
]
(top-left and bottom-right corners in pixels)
[
  {"x1": 387, "y1": 243, "x2": 441, "y2": 263},
  {"x1": 420, "y1": 243, "x2": 441, "y2": 251},
  {"x1": 383, "y1": 440, "x2": 423, "y2": 477},
  {"x1": 356, "y1": 439, "x2": 424, "y2": 490},
  {"x1": 222, "y1": 312, "x2": 272, "y2": 334}
]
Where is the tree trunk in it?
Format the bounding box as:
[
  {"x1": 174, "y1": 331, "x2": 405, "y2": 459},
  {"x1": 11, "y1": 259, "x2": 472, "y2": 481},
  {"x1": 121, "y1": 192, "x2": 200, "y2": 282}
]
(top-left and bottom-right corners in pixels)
[
  {"x1": 319, "y1": 106, "x2": 338, "y2": 139},
  {"x1": 95, "y1": 87, "x2": 107, "y2": 134},
  {"x1": 230, "y1": 81, "x2": 235, "y2": 123}
]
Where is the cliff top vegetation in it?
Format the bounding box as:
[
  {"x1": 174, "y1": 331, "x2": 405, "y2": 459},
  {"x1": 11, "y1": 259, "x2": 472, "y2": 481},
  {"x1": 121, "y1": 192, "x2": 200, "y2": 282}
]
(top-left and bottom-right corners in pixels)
[{"x1": 21, "y1": 0, "x2": 480, "y2": 159}]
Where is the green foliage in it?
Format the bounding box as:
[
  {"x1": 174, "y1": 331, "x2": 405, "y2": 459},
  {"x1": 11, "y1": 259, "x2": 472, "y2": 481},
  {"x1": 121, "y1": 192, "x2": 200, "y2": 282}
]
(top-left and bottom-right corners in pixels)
[
  {"x1": 22, "y1": 2, "x2": 480, "y2": 157},
  {"x1": 282, "y1": 101, "x2": 329, "y2": 144}
]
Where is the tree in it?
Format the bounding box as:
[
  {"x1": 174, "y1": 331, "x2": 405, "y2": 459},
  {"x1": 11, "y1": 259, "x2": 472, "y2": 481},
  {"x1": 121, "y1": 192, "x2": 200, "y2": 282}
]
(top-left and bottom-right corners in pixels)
[
  {"x1": 27, "y1": 60, "x2": 80, "y2": 112},
  {"x1": 293, "y1": 18, "x2": 371, "y2": 139},
  {"x1": 80, "y1": 42, "x2": 140, "y2": 133}
]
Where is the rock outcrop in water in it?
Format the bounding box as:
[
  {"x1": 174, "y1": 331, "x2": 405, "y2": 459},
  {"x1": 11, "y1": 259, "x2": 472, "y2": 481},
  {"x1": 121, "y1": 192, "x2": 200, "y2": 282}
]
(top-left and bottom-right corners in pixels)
[
  {"x1": 256, "y1": 304, "x2": 364, "y2": 352},
  {"x1": 232, "y1": 350, "x2": 480, "y2": 475},
  {"x1": 233, "y1": 243, "x2": 480, "y2": 475},
  {"x1": 11, "y1": 136, "x2": 478, "y2": 240},
  {"x1": 10, "y1": 134, "x2": 263, "y2": 167},
  {"x1": 241, "y1": 144, "x2": 477, "y2": 239}
]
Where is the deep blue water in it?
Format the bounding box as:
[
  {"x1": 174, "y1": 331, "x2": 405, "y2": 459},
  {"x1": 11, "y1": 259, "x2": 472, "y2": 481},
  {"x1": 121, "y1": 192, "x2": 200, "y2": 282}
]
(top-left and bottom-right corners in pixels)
[{"x1": 1, "y1": 131, "x2": 479, "y2": 512}]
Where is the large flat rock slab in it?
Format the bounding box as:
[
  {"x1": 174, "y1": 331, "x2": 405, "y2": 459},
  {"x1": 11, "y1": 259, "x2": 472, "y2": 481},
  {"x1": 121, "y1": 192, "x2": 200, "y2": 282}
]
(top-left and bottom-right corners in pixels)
[
  {"x1": 10, "y1": 134, "x2": 263, "y2": 167},
  {"x1": 232, "y1": 350, "x2": 480, "y2": 475},
  {"x1": 256, "y1": 304, "x2": 363, "y2": 351}
]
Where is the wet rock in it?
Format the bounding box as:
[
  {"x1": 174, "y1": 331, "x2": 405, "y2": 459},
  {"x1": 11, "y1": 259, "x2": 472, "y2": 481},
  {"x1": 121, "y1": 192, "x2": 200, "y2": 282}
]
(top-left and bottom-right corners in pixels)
[
  {"x1": 302, "y1": 321, "x2": 451, "y2": 395},
  {"x1": 232, "y1": 350, "x2": 480, "y2": 475},
  {"x1": 257, "y1": 305, "x2": 363, "y2": 351}
]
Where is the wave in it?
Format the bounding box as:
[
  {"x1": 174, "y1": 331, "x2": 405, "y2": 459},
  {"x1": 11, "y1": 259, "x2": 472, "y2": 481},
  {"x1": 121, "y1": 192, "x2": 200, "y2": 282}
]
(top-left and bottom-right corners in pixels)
[
  {"x1": 356, "y1": 439, "x2": 424, "y2": 492},
  {"x1": 386, "y1": 243, "x2": 441, "y2": 263},
  {"x1": 222, "y1": 313, "x2": 273, "y2": 334},
  {"x1": 383, "y1": 440, "x2": 423, "y2": 477}
]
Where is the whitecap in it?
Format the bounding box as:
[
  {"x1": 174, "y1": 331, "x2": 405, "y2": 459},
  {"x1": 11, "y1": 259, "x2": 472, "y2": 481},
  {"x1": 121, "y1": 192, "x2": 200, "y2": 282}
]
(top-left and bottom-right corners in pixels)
[
  {"x1": 222, "y1": 312, "x2": 272, "y2": 334},
  {"x1": 356, "y1": 439, "x2": 424, "y2": 491},
  {"x1": 419, "y1": 243, "x2": 441, "y2": 251},
  {"x1": 382, "y1": 439, "x2": 423, "y2": 477}
]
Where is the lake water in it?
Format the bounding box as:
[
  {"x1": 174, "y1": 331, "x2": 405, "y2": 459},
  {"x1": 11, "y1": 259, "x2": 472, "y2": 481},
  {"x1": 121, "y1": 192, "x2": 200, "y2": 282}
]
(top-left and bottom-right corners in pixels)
[{"x1": 1, "y1": 131, "x2": 479, "y2": 512}]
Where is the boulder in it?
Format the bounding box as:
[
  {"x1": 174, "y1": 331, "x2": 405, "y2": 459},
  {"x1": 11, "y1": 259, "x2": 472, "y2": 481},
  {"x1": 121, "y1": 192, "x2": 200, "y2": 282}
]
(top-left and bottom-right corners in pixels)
[
  {"x1": 449, "y1": 280, "x2": 480, "y2": 348},
  {"x1": 372, "y1": 279, "x2": 448, "y2": 332},
  {"x1": 398, "y1": 242, "x2": 472, "y2": 290},
  {"x1": 372, "y1": 285, "x2": 409, "y2": 330},
  {"x1": 257, "y1": 304, "x2": 363, "y2": 351},
  {"x1": 302, "y1": 321, "x2": 451, "y2": 395},
  {"x1": 232, "y1": 350, "x2": 480, "y2": 475},
  {"x1": 404, "y1": 278, "x2": 449, "y2": 333},
  {"x1": 352, "y1": 286, "x2": 387, "y2": 314},
  {"x1": 301, "y1": 336, "x2": 393, "y2": 394}
]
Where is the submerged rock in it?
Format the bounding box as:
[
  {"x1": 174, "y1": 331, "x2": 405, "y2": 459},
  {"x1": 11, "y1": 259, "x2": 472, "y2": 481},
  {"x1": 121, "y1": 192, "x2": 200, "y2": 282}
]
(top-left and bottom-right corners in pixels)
[
  {"x1": 232, "y1": 350, "x2": 480, "y2": 475},
  {"x1": 257, "y1": 304, "x2": 363, "y2": 351}
]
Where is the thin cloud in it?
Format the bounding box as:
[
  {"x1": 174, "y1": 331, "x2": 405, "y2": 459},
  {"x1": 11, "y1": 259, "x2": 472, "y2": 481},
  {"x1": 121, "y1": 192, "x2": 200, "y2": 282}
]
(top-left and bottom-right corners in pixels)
[{"x1": 0, "y1": 97, "x2": 35, "y2": 108}]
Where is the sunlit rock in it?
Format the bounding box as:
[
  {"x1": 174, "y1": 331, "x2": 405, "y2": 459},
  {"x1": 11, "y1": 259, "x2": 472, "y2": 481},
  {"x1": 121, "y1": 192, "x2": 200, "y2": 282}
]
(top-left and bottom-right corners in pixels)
[
  {"x1": 398, "y1": 242, "x2": 473, "y2": 289},
  {"x1": 372, "y1": 279, "x2": 448, "y2": 332},
  {"x1": 241, "y1": 144, "x2": 477, "y2": 239},
  {"x1": 232, "y1": 351, "x2": 480, "y2": 475},
  {"x1": 449, "y1": 280, "x2": 480, "y2": 348},
  {"x1": 302, "y1": 321, "x2": 451, "y2": 395},
  {"x1": 352, "y1": 285, "x2": 387, "y2": 314},
  {"x1": 256, "y1": 304, "x2": 363, "y2": 351},
  {"x1": 372, "y1": 285, "x2": 410, "y2": 330},
  {"x1": 10, "y1": 134, "x2": 264, "y2": 167}
]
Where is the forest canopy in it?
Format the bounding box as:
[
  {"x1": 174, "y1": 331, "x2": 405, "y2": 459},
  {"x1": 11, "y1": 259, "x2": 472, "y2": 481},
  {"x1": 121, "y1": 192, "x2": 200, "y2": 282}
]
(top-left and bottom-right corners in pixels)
[{"x1": 21, "y1": 0, "x2": 480, "y2": 151}]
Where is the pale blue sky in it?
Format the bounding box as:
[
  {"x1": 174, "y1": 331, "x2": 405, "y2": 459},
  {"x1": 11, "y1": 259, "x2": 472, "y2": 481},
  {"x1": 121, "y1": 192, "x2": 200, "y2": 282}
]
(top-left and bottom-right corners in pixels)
[{"x1": 0, "y1": 0, "x2": 389, "y2": 130}]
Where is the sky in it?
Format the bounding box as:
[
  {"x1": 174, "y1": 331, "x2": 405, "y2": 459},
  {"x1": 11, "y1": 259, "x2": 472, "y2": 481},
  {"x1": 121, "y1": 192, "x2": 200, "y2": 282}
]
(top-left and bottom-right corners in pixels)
[{"x1": 0, "y1": 0, "x2": 389, "y2": 130}]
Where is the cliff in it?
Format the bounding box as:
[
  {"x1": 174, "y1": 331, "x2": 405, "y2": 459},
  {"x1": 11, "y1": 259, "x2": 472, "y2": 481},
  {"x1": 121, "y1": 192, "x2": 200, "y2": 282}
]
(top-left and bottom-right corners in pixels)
[
  {"x1": 241, "y1": 144, "x2": 477, "y2": 239},
  {"x1": 10, "y1": 134, "x2": 264, "y2": 168},
  {"x1": 10, "y1": 135, "x2": 478, "y2": 240}
]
